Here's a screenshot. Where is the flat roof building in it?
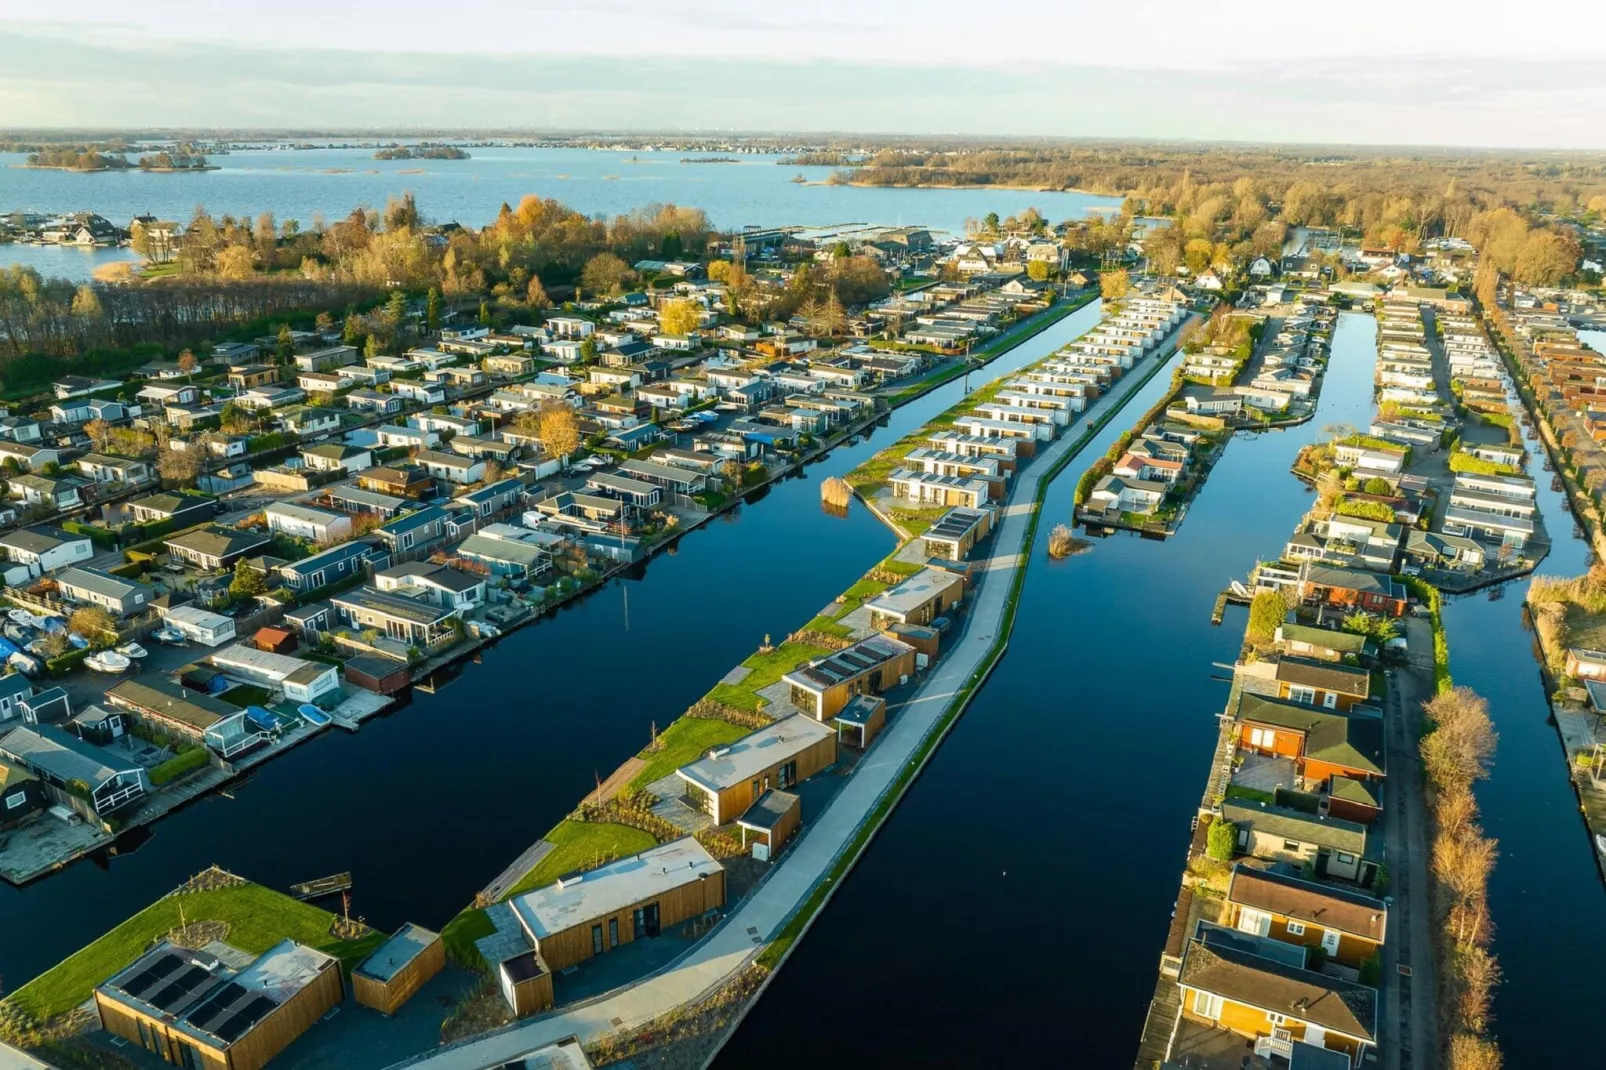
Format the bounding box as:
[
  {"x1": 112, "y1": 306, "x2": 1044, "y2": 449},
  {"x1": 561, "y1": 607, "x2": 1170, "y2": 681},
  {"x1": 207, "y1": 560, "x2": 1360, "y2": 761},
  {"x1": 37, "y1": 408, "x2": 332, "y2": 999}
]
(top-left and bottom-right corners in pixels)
[
  {"x1": 508, "y1": 837, "x2": 725, "y2": 973},
  {"x1": 676, "y1": 714, "x2": 837, "y2": 824},
  {"x1": 352, "y1": 924, "x2": 446, "y2": 1017},
  {"x1": 781, "y1": 633, "x2": 918, "y2": 721}
]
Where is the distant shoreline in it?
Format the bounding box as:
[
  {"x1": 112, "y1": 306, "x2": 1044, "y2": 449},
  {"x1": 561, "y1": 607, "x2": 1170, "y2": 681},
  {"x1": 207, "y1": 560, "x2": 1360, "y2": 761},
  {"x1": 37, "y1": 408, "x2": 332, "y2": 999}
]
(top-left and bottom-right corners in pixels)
[
  {"x1": 15, "y1": 164, "x2": 218, "y2": 173},
  {"x1": 837, "y1": 178, "x2": 1112, "y2": 196}
]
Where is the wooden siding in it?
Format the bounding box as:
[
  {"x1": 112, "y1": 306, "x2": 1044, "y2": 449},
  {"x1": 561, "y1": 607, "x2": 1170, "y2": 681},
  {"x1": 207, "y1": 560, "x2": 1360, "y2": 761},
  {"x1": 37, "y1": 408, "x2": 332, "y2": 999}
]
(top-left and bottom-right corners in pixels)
[
  {"x1": 95, "y1": 958, "x2": 341, "y2": 1070},
  {"x1": 1236, "y1": 723, "x2": 1304, "y2": 760},
  {"x1": 536, "y1": 868, "x2": 727, "y2": 973},
  {"x1": 353, "y1": 934, "x2": 445, "y2": 1016},
  {"x1": 710, "y1": 733, "x2": 837, "y2": 823},
  {"x1": 1183, "y1": 991, "x2": 1365, "y2": 1064},
  {"x1": 807, "y1": 646, "x2": 918, "y2": 722},
  {"x1": 507, "y1": 971, "x2": 553, "y2": 1018}
]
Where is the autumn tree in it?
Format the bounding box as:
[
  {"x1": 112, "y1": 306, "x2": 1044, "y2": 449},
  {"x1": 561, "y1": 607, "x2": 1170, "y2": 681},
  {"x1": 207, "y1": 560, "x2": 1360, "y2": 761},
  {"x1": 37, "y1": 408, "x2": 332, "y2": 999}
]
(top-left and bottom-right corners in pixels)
[
  {"x1": 534, "y1": 401, "x2": 581, "y2": 460},
  {"x1": 276, "y1": 323, "x2": 294, "y2": 362},
  {"x1": 68, "y1": 606, "x2": 116, "y2": 644},
  {"x1": 177, "y1": 348, "x2": 198, "y2": 380},
  {"x1": 580, "y1": 253, "x2": 635, "y2": 297},
  {"x1": 156, "y1": 443, "x2": 203, "y2": 487},
  {"x1": 525, "y1": 276, "x2": 550, "y2": 311},
  {"x1": 1099, "y1": 269, "x2": 1130, "y2": 301},
  {"x1": 84, "y1": 418, "x2": 111, "y2": 453},
  {"x1": 659, "y1": 298, "x2": 701, "y2": 336}
]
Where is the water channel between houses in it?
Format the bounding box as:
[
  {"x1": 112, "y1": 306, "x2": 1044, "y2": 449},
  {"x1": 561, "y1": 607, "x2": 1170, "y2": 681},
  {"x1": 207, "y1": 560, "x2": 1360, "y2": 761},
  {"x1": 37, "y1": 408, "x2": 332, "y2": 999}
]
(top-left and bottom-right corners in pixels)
[
  {"x1": 721, "y1": 314, "x2": 1606, "y2": 1068},
  {"x1": 0, "y1": 304, "x2": 1116, "y2": 992}
]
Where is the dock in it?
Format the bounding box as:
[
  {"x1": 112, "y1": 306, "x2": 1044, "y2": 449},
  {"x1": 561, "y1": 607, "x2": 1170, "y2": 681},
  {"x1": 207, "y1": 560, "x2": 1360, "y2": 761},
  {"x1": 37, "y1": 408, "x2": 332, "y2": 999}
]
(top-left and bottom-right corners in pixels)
[{"x1": 289, "y1": 872, "x2": 351, "y2": 900}]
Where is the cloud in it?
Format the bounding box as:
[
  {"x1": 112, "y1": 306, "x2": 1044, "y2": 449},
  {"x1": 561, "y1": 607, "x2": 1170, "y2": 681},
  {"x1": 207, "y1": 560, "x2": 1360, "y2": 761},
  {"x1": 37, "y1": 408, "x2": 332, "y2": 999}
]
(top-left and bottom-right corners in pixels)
[{"x1": 0, "y1": 28, "x2": 1603, "y2": 148}]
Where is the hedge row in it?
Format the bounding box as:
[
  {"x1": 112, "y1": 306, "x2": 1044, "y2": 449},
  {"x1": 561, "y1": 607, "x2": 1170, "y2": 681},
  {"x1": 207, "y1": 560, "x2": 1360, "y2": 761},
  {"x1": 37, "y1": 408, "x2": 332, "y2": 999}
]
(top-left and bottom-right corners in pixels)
[
  {"x1": 150, "y1": 747, "x2": 210, "y2": 786},
  {"x1": 45, "y1": 647, "x2": 92, "y2": 676}
]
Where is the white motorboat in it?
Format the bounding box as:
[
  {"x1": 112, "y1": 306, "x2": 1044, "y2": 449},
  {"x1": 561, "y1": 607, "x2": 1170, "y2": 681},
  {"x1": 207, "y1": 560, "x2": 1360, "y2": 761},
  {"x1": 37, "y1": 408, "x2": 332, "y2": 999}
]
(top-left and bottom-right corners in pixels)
[
  {"x1": 114, "y1": 642, "x2": 149, "y2": 660},
  {"x1": 152, "y1": 626, "x2": 187, "y2": 645},
  {"x1": 85, "y1": 650, "x2": 131, "y2": 674},
  {"x1": 6, "y1": 609, "x2": 37, "y2": 627}
]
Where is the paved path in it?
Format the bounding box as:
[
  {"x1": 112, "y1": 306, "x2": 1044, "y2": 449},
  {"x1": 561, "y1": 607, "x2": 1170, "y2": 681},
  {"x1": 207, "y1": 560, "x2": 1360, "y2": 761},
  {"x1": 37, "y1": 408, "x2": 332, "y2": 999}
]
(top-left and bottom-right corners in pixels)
[
  {"x1": 389, "y1": 324, "x2": 1183, "y2": 1070},
  {"x1": 1380, "y1": 617, "x2": 1439, "y2": 1070}
]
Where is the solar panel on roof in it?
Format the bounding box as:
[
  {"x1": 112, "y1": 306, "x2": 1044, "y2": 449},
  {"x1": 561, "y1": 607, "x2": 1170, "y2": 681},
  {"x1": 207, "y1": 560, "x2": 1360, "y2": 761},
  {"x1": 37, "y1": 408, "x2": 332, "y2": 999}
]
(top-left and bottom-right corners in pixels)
[
  {"x1": 186, "y1": 982, "x2": 244, "y2": 1029},
  {"x1": 213, "y1": 996, "x2": 275, "y2": 1043},
  {"x1": 120, "y1": 952, "x2": 184, "y2": 998},
  {"x1": 149, "y1": 964, "x2": 212, "y2": 1011}
]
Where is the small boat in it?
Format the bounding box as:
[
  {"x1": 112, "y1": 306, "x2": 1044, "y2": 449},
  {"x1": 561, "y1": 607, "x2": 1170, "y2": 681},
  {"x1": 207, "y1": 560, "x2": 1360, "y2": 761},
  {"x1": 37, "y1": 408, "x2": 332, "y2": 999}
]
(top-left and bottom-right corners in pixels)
[
  {"x1": 66, "y1": 633, "x2": 89, "y2": 650},
  {"x1": 288, "y1": 871, "x2": 351, "y2": 900},
  {"x1": 7, "y1": 652, "x2": 40, "y2": 676},
  {"x1": 6, "y1": 610, "x2": 37, "y2": 627},
  {"x1": 1596, "y1": 833, "x2": 1606, "y2": 856},
  {"x1": 114, "y1": 642, "x2": 149, "y2": 659},
  {"x1": 152, "y1": 626, "x2": 186, "y2": 645},
  {"x1": 3, "y1": 624, "x2": 32, "y2": 644},
  {"x1": 85, "y1": 650, "x2": 131, "y2": 674},
  {"x1": 245, "y1": 706, "x2": 281, "y2": 732},
  {"x1": 25, "y1": 639, "x2": 51, "y2": 656},
  {"x1": 297, "y1": 704, "x2": 332, "y2": 727}
]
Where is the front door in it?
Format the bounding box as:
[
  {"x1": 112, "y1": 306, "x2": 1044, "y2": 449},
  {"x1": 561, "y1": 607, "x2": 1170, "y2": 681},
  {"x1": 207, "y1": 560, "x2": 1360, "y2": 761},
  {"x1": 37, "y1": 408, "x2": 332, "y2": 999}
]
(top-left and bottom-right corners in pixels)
[
  {"x1": 1321, "y1": 929, "x2": 1341, "y2": 957},
  {"x1": 640, "y1": 901, "x2": 661, "y2": 938}
]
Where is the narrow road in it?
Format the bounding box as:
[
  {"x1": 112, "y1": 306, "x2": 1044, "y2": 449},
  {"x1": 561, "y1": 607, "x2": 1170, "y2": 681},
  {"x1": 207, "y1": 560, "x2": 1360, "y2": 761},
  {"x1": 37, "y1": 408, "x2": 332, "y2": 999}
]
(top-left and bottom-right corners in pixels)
[
  {"x1": 1379, "y1": 618, "x2": 1439, "y2": 1070},
  {"x1": 388, "y1": 321, "x2": 1191, "y2": 1070}
]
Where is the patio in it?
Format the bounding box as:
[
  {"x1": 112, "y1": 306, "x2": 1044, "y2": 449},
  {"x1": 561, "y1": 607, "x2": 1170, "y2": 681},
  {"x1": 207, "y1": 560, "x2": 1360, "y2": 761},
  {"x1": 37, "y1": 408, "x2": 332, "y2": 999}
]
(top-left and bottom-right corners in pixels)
[
  {"x1": 1167, "y1": 1016, "x2": 1280, "y2": 1070},
  {"x1": 1232, "y1": 752, "x2": 1296, "y2": 794}
]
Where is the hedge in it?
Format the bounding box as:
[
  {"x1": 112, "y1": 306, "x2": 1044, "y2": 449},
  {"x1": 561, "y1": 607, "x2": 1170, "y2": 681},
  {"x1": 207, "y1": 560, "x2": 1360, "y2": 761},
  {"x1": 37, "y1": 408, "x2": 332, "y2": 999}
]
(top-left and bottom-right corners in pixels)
[
  {"x1": 123, "y1": 521, "x2": 211, "y2": 562},
  {"x1": 150, "y1": 747, "x2": 210, "y2": 786},
  {"x1": 106, "y1": 562, "x2": 146, "y2": 579},
  {"x1": 60, "y1": 521, "x2": 118, "y2": 550},
  {"x1": 45, "y1": 647, "x2": 93, "y2": 676}
]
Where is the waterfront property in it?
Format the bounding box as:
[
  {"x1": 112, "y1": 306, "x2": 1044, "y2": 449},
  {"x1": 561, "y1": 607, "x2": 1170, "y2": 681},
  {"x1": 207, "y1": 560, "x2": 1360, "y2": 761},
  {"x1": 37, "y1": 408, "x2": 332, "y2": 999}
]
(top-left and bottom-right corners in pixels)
[
  {"x1": 159, "y1": 604, "x2": 238, "y2": 647},
  {"x1": 1177, "y1": 928, "x2": 1377, "y2": 1065},
  {"x1": 505, "y1": 838, "x2": 725, "y2": 979},
  {"x1": 352, "y1": 924, "x2": 446, "y2": 1017},
  {"x1": 781, "y1": 634, "x2": 919, "y2": 721},
  {"x1": 675, "y1": 714, "x2": 837, "y2": 824},
  {"x1": 863, "y1": 567, "x2": 965, "y2": 631},
  {"x1": 0, "y1": 724, "x2": 147, "y2": 819},
  {"x1": 1219, "y1": 797, "x2": 1375, "y2": 886},
  {"x1": 1297, "y1": 563, "x2": 1408, "y2": 618},
  {"x1": 94, "y1": 938, "x2": 343, "y2": 1070},
  {"x1": 1224, "y1": 865, "x2": 1386, "y2": 971}
]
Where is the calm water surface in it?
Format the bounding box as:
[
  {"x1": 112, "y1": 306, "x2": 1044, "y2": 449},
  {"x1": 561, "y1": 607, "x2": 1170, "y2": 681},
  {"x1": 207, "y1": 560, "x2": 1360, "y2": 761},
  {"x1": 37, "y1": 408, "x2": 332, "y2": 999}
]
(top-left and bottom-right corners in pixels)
[
  {"x1": 1, "y1": 147, "x2": 1119, "y2": 280},
  {"x1": 0, "y1": 301, "x2": 1108, "y2": 992},
  {"x1": 720, "y1": 312, "x2": 1383, "y2": 1066}
]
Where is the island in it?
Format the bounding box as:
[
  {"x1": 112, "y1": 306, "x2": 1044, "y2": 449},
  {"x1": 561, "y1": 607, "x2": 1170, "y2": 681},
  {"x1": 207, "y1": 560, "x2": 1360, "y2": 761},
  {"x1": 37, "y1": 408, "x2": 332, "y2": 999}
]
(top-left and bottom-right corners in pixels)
[
  {"x1": 680, "y1": 156, "x2": 742, "y2": 164},
  {"x1": 373, "y1": 144, "x2": 470, "y2": 160}
]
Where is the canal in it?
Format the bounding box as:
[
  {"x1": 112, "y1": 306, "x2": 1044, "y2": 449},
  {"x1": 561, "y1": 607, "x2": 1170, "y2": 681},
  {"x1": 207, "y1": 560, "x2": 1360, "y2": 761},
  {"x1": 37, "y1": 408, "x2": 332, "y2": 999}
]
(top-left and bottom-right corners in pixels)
[
  {"x1": 719, "y1": 311, "x2": 1384, "y2": 1066},
  {"x1": 1448, "y1": 327, "x2": 1600, "y2": 1064},
  {"x1": 0, "y1": 306, "x2": 1113, "y2": 992}
]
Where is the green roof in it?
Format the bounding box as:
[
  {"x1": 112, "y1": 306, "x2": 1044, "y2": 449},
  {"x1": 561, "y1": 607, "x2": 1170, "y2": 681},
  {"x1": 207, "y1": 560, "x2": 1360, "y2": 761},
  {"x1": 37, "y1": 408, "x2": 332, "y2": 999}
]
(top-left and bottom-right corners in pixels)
[
  {"x1": 1331, "y1": 776, "x2": 1381, "y2": 809},
  {"x1": 1237, "y1": 694, "x2": 1384, "y2": 775},
  {"x1": 1277, "y1": 623, "x2": 1369, "y2": 655},
  {"x1": 1220, "y1": 798, "x2": 1368, "y2": 856}
]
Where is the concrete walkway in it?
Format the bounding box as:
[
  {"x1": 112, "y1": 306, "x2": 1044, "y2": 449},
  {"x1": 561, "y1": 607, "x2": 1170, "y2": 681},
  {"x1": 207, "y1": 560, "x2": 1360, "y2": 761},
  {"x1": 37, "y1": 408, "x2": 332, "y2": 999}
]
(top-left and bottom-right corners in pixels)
[{"x1": 389, "y1": 327, "x2": 1184, "y2": 1070}]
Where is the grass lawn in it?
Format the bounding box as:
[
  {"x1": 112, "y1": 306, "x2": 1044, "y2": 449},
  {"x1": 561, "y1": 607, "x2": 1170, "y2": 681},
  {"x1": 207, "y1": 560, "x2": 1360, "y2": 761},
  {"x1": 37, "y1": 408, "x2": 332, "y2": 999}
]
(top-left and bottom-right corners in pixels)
[
  {"x1": 440, "y1": 908, "x2": 495, "y2": 969},
  {"x1": 802, "y1": 615, "x2": 853, "y2": 638},
  {"x1": 219, "y1": 684, "x2": 273, "y2": 708},
  {"x1": 1224, "y1": 784, "x2": 1274, "y2": 805},
  {"x1": 629, "y1": 716, "x2": 749, "y2": 789},
  {"x1": 701, "y1": 640, "x2": 836, "y2": 710},
  {"x1": 502, "y1": 821, "x2": 658, "y2": 899},
  {"x1": 846, "y1": 440, "x2": 918, "y2": 490},
  {"x1": 887, "y1": 506, "x2": 949, "y2": 537},
  {"x1": 6, "y1": 881, "x2": 383, "y2": 1022},
  {"x1": 831, "y1": 577, "x2": 889, "y2": 620}
]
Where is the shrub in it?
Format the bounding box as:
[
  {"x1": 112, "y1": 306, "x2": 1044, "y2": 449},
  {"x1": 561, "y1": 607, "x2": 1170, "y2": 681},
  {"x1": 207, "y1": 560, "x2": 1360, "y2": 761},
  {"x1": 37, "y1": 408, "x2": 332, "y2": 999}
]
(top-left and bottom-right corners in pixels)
[
  {"x1": 1335, "y1": 498, "x2": 1396, "y2": 523},
  {"x1": 1206, "y1": 818, "x2": 1237, "y2": 862},
  {"x1": 46, "y1": 647, "x2": 93, "y2": 677},
  {"x1": 1246, "y1": 589, "x2": 1290, "y2": 644},
  {"x1": 1448, "y1": 451, "x2": 1520, "y2": 477},
  {"x1": 151, "y1": 747, "x2": 209, "y2": 786}
]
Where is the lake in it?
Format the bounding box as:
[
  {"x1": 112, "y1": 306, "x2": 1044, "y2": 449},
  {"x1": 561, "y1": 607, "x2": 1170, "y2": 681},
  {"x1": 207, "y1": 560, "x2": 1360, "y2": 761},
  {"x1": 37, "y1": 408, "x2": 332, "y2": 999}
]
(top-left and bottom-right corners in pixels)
[{"x1": 1, "y1": 146, "x2": 1121, "y2": 281}]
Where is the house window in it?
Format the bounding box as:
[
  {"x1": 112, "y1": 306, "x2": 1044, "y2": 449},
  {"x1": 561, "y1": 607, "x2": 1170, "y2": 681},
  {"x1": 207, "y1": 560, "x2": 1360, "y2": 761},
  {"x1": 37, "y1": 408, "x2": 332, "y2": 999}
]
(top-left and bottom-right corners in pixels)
[
  {"x1": 1267, "y1": 1012, "x2": 1287, "y2": 1026},
  {"x1": 1249, "y1": 727, "x2": 1276, "y2": 750},
  {"x1": 1286, "y1": 921, "x2": 1306, "y2": 936},
  {"x1": 1336, "y1": 851, "x2": 1357, "y2": 865},
  {"x1": 591, "y1": 924, "x2": 603, "y2": 955},
  {"x1": 1283, "y1": 840, "x2": 1301, "y2": 852},
  {"x1": 609, "y1": 918, "x2": 619, "y2": 949},
  {"x1": 4, "y1": 792, "x2": 24, "y2": 810},
  {"x1": 1288, "y1": 685, "x2": 1317, "y2": 704},
  {"x1": 1192, "y1": 990, "x2": 1223, "y2": 1019}
]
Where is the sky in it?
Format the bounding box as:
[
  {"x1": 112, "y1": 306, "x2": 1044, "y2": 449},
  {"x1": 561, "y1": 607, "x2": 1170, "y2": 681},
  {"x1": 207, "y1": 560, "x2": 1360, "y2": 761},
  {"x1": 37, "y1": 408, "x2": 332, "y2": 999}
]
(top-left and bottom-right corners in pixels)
[{"x1": 3, "y1": 2, "x2": 1606, "y2": 147}]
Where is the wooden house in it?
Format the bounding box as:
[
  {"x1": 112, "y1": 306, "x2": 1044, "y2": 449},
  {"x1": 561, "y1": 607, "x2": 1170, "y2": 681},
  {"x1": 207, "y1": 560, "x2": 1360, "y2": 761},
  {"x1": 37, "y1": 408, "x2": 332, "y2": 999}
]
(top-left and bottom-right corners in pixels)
[
  {"x1": 352, "y1": 924, "x2": 445, "y2": 1016},
  {"x1": 1297, "y1": 563, "x2": 1408, "y2": 618},
  {"x1": 1224, "y1": 865, "x2": 1387, "y2": 971},
  {"x1": 95, "y1": 939, "x2": 343, "y2": 1070},
  {"x1": 1234, "y1": 695, "x2": 1385, "y2": 792},
  {"x1": 1219, "y1": 798, "x2": 1374, "y2": 885},
  {"x1": 497, "y1": 950, "x2": 553, "y2": 1018},
  {"x1": 780, "y1": 634, "x2": 918, "y2": 721},
  {"x1": 1178, "y1": 932, "x2": 1377, "y2": 1064},
  {"x1": 863, "y1": 568, "x2": 965, "y2": 631},
  {"x1": 507, "y1": 838, "x2": 725, "y2": 973},
  {"x1": 1260, "y1": 657, "x2": 1372, "y2": 711},
  {"x1": 1274, "y1": 624, "x2": 1373, "y2": 664},
  {"x1": 675, "y1": 715, "x2": 837, "y2": 825}
]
